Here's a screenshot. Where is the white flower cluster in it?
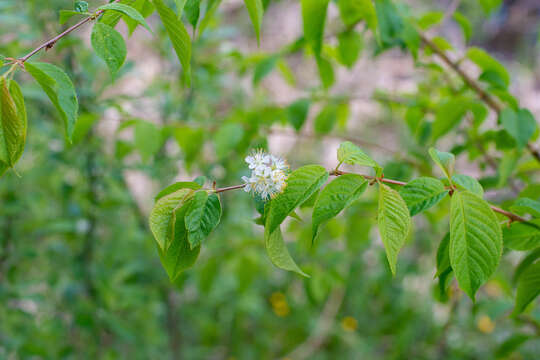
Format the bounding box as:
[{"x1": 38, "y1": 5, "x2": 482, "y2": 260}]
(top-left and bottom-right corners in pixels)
[{"x1": 242, "y1": 150, "x2": 289, "y2": 199}]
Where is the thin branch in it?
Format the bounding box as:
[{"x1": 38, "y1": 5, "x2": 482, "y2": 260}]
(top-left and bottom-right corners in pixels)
[
  {"x1": 215, "y1": 184, "x2": 246, "y2": 193},
  {"x1": 419, "y1": 32, "x2": 540, "y2": 162},
  {"x1": 17, "y1": 0, "x2": 120, "y2": 64},
  {"x1": 330, "y1": 169, "x2": 527, "y2": 222}
]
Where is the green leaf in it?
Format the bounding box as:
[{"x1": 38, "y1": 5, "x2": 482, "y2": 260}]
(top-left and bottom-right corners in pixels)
[
  {"x1": 337, "y1": 0, "x2": 377, "y2": 33},
  {"x1": 450, "y1": 190, "x2": 503, "y2": 300},
  {"x1": 0, "y1": 78, "x2": 27, "y2": 172},
  {"x1": 467, "y1": 47, "x2": 509, "y2": 88},
  {"x1": 185, "y1": 191, "x2": 221, "y2": 248},
  {"x1": 74, "y1": 0, "x2": 89, "y2": 12},
  {"x1": 213, "y1": 123, "x2": 244, "y2": 158},
  {"x1": 174, "y1": 125, "x2": 204, "y2": 166},
  {"x1": 59, "y1": 10, "x2": 85, "y2": 25},
  {"x1": 499, "y1": 108, "x2": 537, "y2": 149},
  {"x1": 157, "y1": 199, "x2": 200, "y2": 281},
  {"x1": 25, "y1": 62, "x2": 78, "y2": 141},
  {"x1": 314, "y1": 103, "x2": 337, "y2": 134},
  {"x1": 287, "y1": 99, "x2": 310, "y2": 131},
  {"x1": 153, "y1": 0, "x2": 192, "y2": 85},
  {"x1": 452, "y1": 174, "x2": 484, "y2": 198},
  {"x1": 253, "y1": 55, "x2": 278, "y2": 85},
  {"x1": 429, "y1": 147, "x2": 455, "y2": 181},
  {"x1": 91, "y1": 23, "x2": 127, "y2": 80},
  {"x1": 337, "y1": 141, "x2": 379, "y2": 170},
  {"x1": 155, "y1": 181, "x2": 201, "y2": 201},
  {"x1": 243, "y1": 0, "x2": 264, "y2": 44},
  {"x1": 71, "y1": 113, "x2": 97, "y2": 145},
  {"x1": 98, "y1": 3, "x2": 152, "y2": 32},
  {"x1": 479, "y1": 0, "x2": 502, "y2": 14},
  {"x1": 495, "y1": 334, "x2": 531, "y2": 359},
  {"x1": 513, "y1": 260, "x2": 540, "y2": 314},
  {"x1": 378, "y1": 183, "x2": 411, "y2": 275},
  {"x1": 436, "y1": 233, "x2": 451, "y2": 277},
  {"x1": 184, "y1": 0, "x2": 200, "y2": 29},
  {"x1": 432, "y1": 97, "x2": 485, "y2": 140},
  {"x1": 511, "y1": 198, "x2": 540, "y2": 218},
  {"x1": 312, "y1": 174, "x2": 367, "y2": 242},
  {"x1": 417, "y1": 11, "x2": 444, "y2": 30},
  {"x1": 315, "y1": 56, "x2": 334, "y2": 89},
  {"x1": 134, "y1": 120, "x2": 162, "y2": 161},
  {"x1": 503, "y1": 220, "x2": 540, "y2": 251},
  {"x1": 513, "y1": 248, "x2": 540, "y2": 283},
  {"x1": 301, "y1": 0, "x2": 329, "y2": 56},
  {"x1": 199, "y1": 0, "x2": 222, "y2": 37},
  {"x1": 149, "y1": 188, "x2": 194, "y2": 250},
  {"x1": 453, "y1": 12, "x2": 471, "y2": 42},
  {"x1": 337, "y1": 30, "x2": 363, "y2": 68},
  {"x1": 265, "y1": 165, "x2": 328, "y2": 235},
  {"x1": 374, "y1": 0, "x2": 404, "y2": 48},
  {"x1": 399, "y1": 177, "x2": 448, "y2": 216},
  {"x1": 265, "y1": 227, "x2": 308, "y2": 276}
]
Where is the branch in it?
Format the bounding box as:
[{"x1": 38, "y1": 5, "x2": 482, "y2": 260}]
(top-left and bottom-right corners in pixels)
[
  {"x1": 419, "y1": 33, "x2": 540, "y2": 162},
  {"x1": 215, "y1": 184, "x2": 246, "y2": 193},
  {"x1": 330, "y1": 169, "x2": 527, "y2": 223},
  {"x1": 16, "y1": 0, "x2": 120, "y2": 64}
]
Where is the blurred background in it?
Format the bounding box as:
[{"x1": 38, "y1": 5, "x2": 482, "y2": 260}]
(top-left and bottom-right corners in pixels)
[{"x1": 1, "y1": 0, "x2": 540, "y2": 358}]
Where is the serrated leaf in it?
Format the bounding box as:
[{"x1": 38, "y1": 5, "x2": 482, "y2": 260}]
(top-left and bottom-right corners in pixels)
[
  {"x1": 378, "y1": 183, "x2": 411, "y2": 275},
  {"x1": 153, "y1": 0, "x2": 191, "y2": 85},
  {"x1": 499, "y1": 108, "x2": 537, "y2": 149},
  {"x1": 399, "y1": 177, "x2": 448, "y2": 216},
  {"x1": 452, "y1": 174, "x2": 484, "y2": 198},
  {"x1": 98, "y1": 3, "x2": 151, "y2": 32},
  {"x1": 312, "y1": 174, "x2": 367, "y2": 242},
  {"x1": 265, "y1": 165, "x2": 328, "y2": 235},
  {"x1": 511, "y1": 198, "x2": 540, "y2": 218},
  {"x1": 436, "y1": 233, "x2": 451, "y2": 277},
  {"x1": 503, "y1": 220, "x2": 540, "y2": 251},
  {"x1": 265, "y1": 227, "x2": 308, "y2": 276},
  {"x1": 244, "y1": 0, "x2": 264, "y2": 44},
  {"x1": 155, "y1": 181, "x2": 201, "y2": 201},
  {"x1": 91, "y1": 23, "x2": 127, "y2": 80},
  {"x1": 0, "y1": 78, "x2": 27, "y2": 172},
  {"x1": 337, "y1": 141, "x2": 379, "y2": 170},
  {"x1": 149, "y1": 188, "x2": 194, "y2": 250},
  {"x1": 287, "y1": 99, "x2": 310, "y2": 131},
  {"x1": 185, "y1": 191, "x2": 221, "y2": 248},
  {"x1": 450, "y1": 190, "x2": 503, "y2": 300},
  {"x1": 467, "y1": 47, "x2": 509, "y2": 88},
  {"x1": 25, "y1": 62, "x2": 78, "y2": 141},
  {"x1": 513, "y1": 260, "x2": 540, "y2": 314},
  {"x1": 157, "y1": 200, "x2": 200, "y2": 281},
  {"x1": 429, "y1": 147, "x2": 455, "y2": 180},
  {"x1": 301, "y1": 0, "x2": 329, "y2": 56}
]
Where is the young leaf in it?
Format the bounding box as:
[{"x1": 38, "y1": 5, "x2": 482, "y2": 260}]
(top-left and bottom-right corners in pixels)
[
  {"x1": 157, "y1": 199, "x2": 200, "y2": 281},
  {"x1": 467, "y1": 47, "x2": 509, "y2": 88},
  {"x1": 436, "y1": 233, "x2": 451, "y2": 277},
  {"x1": 417, "y1": 11, "x2": 444, "y2": 30},
  {"x1": 199, "y1": 0, "x2": 222, "y2": 37},
  {"x1": 312, "y1": 174, "x2": 367, "y2": 242},
  {"x1": 243, "y1": 0, "x2": 264, "y2": 44},
  {"x1": 337, "y1": 141, "x2": 379, "y2": 170},
  {"x1": 378, "y1": 183, "x2": 411, "y2": 275},
  {"x1": 301, "y1": 0, "x2": 329, "y2": 56},
  {"x1": 503, "y1": 220, "x2": 540, "y2": 251},
  {"x1": 184, "y1": 0, "x2": 201, "y2": 29},
  {"x1": 337, "y1": 0, "x2": 377, "y2": 33},
  {"x1": 185, "y1": 191, "x2": 221, "y2": 248},
  {"x1": 98, "y1": 3, "x2": 152, "y2": 32},
  {"x1": 0, "y1": 78, "x2": 27, "y2": 172},
  {"x1": 513, "y1": 260, "x2": 540, "y2": 315},
  {"x1": 399, "y1": 177, "x2": 448, "y2": 216},
  {"x1": 155, "y1": 181, "x2": 201, "y2": 201},
  {"x1": 511, "y1": 198, "x2": 540, "y2": 218},
  {"x1": 451, "y1": 174, "x2": 484, "y2": 198},
  {"x1": 153, "y1": 0, "x2": 192, "y2": 85},
  {"x1": 428, "y1": 147, "x2": 455, "y2": 181},
  {"x1": 149, "y1": 188, "x2": 194, "y2": 250},
  {"x1": 265, "y1": 165, "x2": 328, "y2": 235},
  {"x1": 453, "y1": 12, "x2": 472, "y2": 42},
  {"x1": 91, "y1": 23, "x2": 127, "y2": 80},
  {"x1": 25, "y1": 62, "x2": 78, "y2": 141},
  {"x1": 287, "y1": 99, "x2": 310, "y2": 131},
  {"x1": 499, "y1": 108, "x2": 536, "y2": 149},
  {"x1": 74, "y1": 1, "x2": 89, "y2": 12},
  {"x1": 450, "y1": 190, "x2": 503, "y2": 300},
  {"x1": 265, "y1": 227, "x2": 308, "y2": 276},
  {"x1": 337, "y1": 30, "x2": 362, "y2": 68}
]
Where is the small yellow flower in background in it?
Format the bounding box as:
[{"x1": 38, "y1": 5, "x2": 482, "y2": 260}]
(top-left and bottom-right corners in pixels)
[
  {"x1": 270, "y1": 292, "x2": 290, "y2": 317},
  {"x1": 477, "y1": 315, "x2": 495, "y2": 334},
  {"x1": 341, "y1": 316, "x2": 358, "y2": 332}
]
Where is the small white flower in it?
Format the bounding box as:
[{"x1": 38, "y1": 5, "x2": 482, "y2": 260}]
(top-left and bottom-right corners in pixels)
[{"x1": 242, "y1": 149, "x2": 289, "y2": 199}]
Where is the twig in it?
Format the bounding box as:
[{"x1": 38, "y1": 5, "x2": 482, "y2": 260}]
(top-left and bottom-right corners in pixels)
[
  {"x1": 419, "y1": 32, "x2": 540, "y2": 162},
  {"x1": 215, "y1": 184, "x2": 246, "y2": 193},
  {"x1": 16, "y1": 0, "x2": 120, "y2": 64}
]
